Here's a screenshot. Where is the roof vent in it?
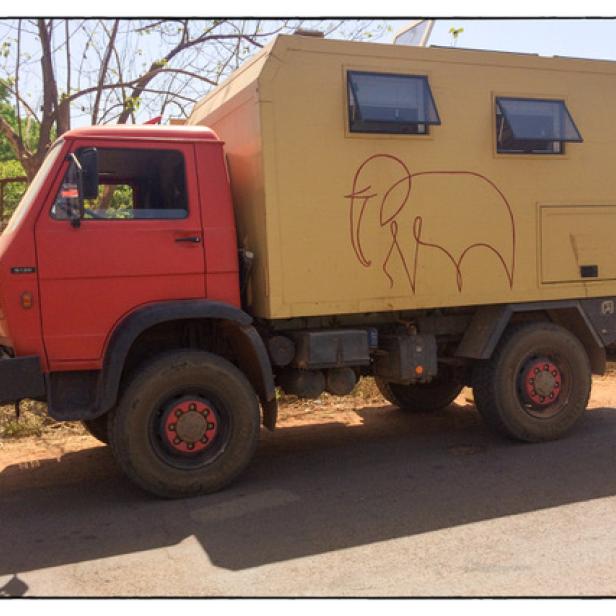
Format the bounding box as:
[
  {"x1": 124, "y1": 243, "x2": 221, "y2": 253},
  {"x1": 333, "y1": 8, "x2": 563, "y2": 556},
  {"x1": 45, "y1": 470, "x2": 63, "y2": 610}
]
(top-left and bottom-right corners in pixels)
[{"x1": 293, "y1": 28, "x2": 324, "y2": 38}]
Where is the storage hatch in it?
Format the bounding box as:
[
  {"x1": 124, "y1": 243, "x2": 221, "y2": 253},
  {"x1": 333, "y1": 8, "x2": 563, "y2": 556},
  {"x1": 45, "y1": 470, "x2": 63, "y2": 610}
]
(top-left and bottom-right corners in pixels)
[{"x1": 540, "y1": 205, "x2": 616, "y2": 283}]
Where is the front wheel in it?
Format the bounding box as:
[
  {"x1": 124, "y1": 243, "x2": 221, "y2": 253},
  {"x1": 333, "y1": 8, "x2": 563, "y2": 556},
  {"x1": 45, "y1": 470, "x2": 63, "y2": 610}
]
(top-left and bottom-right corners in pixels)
[
  {"x1": 108, "y1": 350, "x2": 260, "y2": 498},
  {"x1": 472, "y1": 322, "x2": 591, "y2": 442}
]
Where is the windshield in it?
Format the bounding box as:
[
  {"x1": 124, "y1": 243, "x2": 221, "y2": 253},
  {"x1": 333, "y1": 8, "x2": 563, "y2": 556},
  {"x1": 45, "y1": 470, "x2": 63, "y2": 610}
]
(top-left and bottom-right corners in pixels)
[{"x1": 3, "y1": 140, "x2": 64, "y2": 234}]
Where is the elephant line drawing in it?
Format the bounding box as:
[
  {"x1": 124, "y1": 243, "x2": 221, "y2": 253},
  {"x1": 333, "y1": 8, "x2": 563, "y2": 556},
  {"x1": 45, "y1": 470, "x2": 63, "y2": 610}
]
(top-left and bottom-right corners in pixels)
[{"x1": 343, "y1": 153, "x2": 516, "y2": 294}]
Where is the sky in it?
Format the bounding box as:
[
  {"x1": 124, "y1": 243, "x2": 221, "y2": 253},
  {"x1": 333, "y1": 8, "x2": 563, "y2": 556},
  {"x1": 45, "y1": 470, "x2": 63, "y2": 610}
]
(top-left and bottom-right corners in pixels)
[
  {"x1": 383, "y1": 19, "x2": 616, "y2": 61},
  {"x1": 2, "y1": 17, "x2": 616, "y2": 128}
]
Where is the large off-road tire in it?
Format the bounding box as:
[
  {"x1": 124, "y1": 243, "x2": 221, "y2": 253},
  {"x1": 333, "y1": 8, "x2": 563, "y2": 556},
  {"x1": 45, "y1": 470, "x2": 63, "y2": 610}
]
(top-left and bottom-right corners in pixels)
[
  {"x1": 108, "y1": 350, "x2": 260, "y2": 498},
  {"x1": 472, "y1": 322, "x2": 591, "y2": 442},
  {"x1": 375, "y1": 370, "x2": 463, "y2": 413},
  {"x1": 82, "y1": 414, "x2": 110, "y2": 444}
]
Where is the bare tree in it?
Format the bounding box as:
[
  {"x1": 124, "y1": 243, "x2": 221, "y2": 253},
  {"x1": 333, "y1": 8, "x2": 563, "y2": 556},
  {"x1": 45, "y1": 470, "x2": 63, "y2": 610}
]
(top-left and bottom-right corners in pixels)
[{"x1": 0, "y1": 18, "x2": 388, "y2": 180}]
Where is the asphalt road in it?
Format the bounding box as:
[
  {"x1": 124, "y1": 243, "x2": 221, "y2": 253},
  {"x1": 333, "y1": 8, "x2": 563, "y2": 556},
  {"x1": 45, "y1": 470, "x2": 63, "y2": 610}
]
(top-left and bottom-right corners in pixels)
[{"x1": 2, "y1": 401, "x2": 616, "y2": 597}]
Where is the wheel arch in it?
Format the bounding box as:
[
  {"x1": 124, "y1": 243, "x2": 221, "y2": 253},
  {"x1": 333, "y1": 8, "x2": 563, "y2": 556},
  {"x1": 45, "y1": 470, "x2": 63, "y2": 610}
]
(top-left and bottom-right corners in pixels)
[
  {"x1": 97, "y1": 300, "x2": 277, "y2": 427},
  {"x1": 455, "y1": 300, "x2": 607, "y2": 375}
]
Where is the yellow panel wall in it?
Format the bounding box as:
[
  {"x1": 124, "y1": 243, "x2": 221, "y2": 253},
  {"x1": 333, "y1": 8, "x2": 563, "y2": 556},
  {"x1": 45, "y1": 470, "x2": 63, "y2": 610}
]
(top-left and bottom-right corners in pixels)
[{"x1": 190, "y1": 35, "x2": 616, "y2": 319}]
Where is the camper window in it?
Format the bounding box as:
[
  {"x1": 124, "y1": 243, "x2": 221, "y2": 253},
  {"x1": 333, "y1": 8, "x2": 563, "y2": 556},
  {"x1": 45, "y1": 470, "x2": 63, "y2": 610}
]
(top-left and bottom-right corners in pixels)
[
  {"x1": 495, "y1": 97, "x2": 582, "y2": 155},
  {"x1": 347, "y1": 71, "x2": 440, "y2": 134}
]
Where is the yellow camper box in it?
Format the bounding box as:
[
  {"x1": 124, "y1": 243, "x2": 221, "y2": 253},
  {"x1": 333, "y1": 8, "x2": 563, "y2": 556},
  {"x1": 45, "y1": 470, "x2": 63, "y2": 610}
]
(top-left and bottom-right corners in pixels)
[{"x1": 189, "y1": 34, "x2": 616, "y2": 320}]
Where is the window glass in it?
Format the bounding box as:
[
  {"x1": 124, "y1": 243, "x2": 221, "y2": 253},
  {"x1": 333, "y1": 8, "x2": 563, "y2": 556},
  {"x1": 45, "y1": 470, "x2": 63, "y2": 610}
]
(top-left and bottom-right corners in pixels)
[
  {"x1": 495, "y1": 97, "x2": 582, "y2": 154},
  {"x1": 84, "y1": 184, "x2": 135, "y2": 219},
  {"x1": 52, "y1": 148, "x2": 188, "y2": 220},
  {"x1": 347, "y1": 71, "x2": 440, "y2": 134}
]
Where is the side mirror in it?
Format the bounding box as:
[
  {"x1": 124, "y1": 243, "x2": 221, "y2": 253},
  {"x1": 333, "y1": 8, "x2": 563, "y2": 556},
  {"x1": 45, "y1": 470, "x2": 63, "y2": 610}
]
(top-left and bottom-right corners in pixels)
[
  {"x1": 78, "y1": 147, "x2": 99, "y2": 200},
  {"x1": 60, "y1": 153, "x2": 84, "y2": 227}
]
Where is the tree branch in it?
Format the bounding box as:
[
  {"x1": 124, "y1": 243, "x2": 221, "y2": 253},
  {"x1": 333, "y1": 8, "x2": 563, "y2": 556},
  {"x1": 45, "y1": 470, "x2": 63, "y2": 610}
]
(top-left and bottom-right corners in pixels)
[
  {"x1": 37, "y1": 18, "x2": 61, "y2": 153},
  {"x1": 116, "y1": 28, "x2": 263, "y2": 124},
  {"x1": 92, "y1": 19, "x2": 119, "y2": 124},
  {"x1": 0, "y1": 115, "x2": 27, "y2": 161},
  {"x1": 15, "y1": 19, "x2": 23, "y2": 145},
  {"x1": 3, "y1": 84, "x2": 41, "y2": 124}
]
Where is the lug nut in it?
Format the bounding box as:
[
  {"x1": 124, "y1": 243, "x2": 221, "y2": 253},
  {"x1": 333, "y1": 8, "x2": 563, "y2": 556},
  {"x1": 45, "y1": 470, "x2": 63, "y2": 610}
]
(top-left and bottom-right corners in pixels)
[
  {"x1": 175, "y1": 409, "x2": 182, "y2": 417},
  {"x1": 189, "y1": 404, "x2": 196, "y2": 411},
  {"x1": 207, "y1": 422, "x2": 215, "y2": 430},
  {"x1": 174, "y1": 438, "x2": 181, "y2": 445},
  {"x1": 169, "y1": 424, "x2": 176, "y2": 431}
]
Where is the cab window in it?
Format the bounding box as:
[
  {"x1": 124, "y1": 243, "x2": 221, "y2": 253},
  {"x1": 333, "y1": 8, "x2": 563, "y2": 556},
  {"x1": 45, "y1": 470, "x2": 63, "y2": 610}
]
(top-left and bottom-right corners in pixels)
[{"x1": 52, "y1": 148, "x2": 188, "y2": 220}]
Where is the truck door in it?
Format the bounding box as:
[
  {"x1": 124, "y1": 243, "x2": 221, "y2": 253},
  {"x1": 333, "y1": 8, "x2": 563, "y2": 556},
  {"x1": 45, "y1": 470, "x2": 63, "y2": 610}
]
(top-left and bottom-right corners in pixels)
[{"x1": 35, "y1": 142, "x2": 206, "y2": 369}]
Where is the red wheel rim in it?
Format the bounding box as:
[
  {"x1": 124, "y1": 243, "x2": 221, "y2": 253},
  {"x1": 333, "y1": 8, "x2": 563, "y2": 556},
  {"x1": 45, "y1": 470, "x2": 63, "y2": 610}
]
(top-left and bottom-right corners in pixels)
[
  {"x1": 518, "y1": 356, "x2": 568, "y2": 418},
  {"x1": 522, "y1": 359, "x2": 561, "y2": 406},
  {"x1": 161, "y1": 398, "x2": 219, "y2": 455}
]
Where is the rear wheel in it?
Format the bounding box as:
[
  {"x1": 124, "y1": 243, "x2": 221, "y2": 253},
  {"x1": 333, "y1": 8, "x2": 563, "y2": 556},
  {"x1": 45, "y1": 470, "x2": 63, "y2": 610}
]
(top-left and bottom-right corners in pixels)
[
  {"x1": 82, "y1": 414, "x2": 110, "y2": 444},
  {"x1": 472, "y1": 322, "x2": 591, "y2": 442},
  {"x1": 375, "y1": 369, "x2": 463, "y2": 413},
  {"x1": 108, "y1": 350, "x2": 260, "y2": 498}
]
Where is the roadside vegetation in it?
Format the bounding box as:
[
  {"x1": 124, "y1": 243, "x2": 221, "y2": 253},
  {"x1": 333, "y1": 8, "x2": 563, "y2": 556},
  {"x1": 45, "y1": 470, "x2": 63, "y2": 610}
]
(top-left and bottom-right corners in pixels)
[
  {"x1": 0, "y1": 378, "x2": 383, "y2": 441},
  {"x1": 0, "y1": 400, "x2": 85, "y2": 439}
]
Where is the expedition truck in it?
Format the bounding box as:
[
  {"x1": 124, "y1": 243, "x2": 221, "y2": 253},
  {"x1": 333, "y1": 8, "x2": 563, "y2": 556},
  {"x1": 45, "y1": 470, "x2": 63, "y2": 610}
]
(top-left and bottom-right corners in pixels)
[{"x1": 2, "y1": 33, "x2": 616, "y2": 497}]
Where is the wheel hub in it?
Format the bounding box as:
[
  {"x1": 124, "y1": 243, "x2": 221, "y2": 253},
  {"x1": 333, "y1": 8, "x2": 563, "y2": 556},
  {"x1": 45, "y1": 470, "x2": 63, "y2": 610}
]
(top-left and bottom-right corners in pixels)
[
  {"x1": 522, "y1": 359, "x2": 562, "y2": 407},
  {"x1": 161, "y1": 398, "x2": 218, "y2": 454}
]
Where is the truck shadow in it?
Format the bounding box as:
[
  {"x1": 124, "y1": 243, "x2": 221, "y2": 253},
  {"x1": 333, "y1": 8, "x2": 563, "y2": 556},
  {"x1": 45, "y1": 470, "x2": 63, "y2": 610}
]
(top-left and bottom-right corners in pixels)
[{"x1": 1, "y1": 403, "x2": 616, "y2": 578}]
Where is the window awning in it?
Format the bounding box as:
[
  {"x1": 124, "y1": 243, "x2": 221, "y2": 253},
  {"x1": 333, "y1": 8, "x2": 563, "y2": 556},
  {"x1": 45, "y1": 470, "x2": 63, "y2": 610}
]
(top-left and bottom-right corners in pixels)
[
  {"x1": 348, "y1": 71, "x2": 440, "y2": 126},
  {"x1": 496, "y1": 97, "x2": 582, "y2": 142}
]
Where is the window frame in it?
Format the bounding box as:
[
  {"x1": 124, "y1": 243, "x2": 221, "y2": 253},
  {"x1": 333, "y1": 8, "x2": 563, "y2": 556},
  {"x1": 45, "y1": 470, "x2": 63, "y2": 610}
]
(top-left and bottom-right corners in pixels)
[
  {"x1": 494, "y1": 96, "x2": 583, "y2": 156},
  {"x1": 346, "y1": 70, "x2": 441, "y2": 136},
  {"x1": 50, "y1": 145, "x2": 190, "y2": 222}
]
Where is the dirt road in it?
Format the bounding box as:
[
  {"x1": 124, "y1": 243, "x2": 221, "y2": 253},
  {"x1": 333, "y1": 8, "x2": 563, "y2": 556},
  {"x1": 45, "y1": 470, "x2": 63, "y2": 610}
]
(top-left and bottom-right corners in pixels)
[{"x1": 2, "y1": 378, "x2": 616, "y2": 597}]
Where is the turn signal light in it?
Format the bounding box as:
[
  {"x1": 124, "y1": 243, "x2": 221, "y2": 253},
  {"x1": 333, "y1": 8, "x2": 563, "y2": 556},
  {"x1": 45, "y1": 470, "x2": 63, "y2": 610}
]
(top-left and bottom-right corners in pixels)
[
  {"x1": 20, "y1": 292, "x2": 33, "y2": 309},
  {"x1": 415, "y1": 365, "x2": 424, "y2": 376}
]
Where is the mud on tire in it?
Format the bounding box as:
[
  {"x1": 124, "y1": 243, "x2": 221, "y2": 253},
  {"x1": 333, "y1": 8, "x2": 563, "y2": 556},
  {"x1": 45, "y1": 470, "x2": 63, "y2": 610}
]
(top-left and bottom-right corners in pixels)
[{"x1": 108, "y1": 350, "x2": 260, "y2": 498}]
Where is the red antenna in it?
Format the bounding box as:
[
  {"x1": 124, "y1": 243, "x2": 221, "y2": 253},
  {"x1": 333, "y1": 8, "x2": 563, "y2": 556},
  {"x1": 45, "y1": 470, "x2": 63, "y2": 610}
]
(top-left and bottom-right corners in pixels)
[{"x1": 144, "y1": 115, "x2": 163, "y2": 125}]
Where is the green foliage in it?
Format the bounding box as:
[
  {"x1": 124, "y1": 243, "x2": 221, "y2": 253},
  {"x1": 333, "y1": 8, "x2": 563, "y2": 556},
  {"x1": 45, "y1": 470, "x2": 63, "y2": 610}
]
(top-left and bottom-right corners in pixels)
[
  {"x1": 0, "y1": 159, "x2": 27, "y2": 221},
  {"x1": 0, "y1": 400, "x2": 50, "y2": 439},
  {"x1": 0, "y1": 400, "x2": 85, "y2": 439},
  {"x1": 0, "y1": 76, "x2": 28, "y2": 221},
  {"x1": 449, "y1": 27, "x2": 464, "y2": 46},
  {"x1": 84, "y1": 184, "x2": 135, "y2": 219},
  {"x1": 123, "y1": 96, "x2": 141, "y2": 112},
  {"x1": 0, "y1": 78, "x2": 41, "y2": 163}
]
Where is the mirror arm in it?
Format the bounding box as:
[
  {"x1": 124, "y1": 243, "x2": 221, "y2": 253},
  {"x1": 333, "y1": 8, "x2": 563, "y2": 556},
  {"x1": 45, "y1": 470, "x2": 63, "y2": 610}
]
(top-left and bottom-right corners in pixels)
[{"x1": 67, "y1": 153, "x2": 85, "y2": 226}]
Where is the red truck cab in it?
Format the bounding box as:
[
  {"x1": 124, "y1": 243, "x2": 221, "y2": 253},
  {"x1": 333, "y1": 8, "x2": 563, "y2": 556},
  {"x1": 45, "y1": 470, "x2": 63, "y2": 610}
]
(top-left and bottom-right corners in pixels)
[
  {"x1": 0, "y1": 125, "x2": 241, "y2": 371},
  {"x1": 0, "y1": 126, "x2": 278, "y2": 496}
]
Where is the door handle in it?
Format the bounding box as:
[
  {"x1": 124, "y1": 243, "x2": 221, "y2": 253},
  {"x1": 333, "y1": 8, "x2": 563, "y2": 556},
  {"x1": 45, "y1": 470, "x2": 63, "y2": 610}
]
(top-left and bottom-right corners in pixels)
[{"x1": 175, "y1": 236, "x2": 202, "y2": 244}]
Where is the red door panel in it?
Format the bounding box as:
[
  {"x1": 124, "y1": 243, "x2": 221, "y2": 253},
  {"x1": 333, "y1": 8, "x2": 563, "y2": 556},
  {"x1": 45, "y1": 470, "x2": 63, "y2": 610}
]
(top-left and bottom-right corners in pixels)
[{"x1": 35, "y1": 141, "x2": 206, "y2": 369}]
